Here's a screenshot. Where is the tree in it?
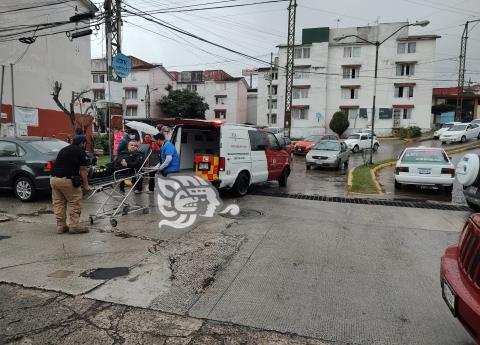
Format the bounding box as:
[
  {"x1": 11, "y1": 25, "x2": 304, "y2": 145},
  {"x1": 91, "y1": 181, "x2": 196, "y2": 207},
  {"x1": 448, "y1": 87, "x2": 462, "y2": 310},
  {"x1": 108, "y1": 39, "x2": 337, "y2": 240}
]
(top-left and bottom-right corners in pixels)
[
  {"x1": 51, "y1": 81, "x2": 93, "y2": 135},
  {"x1": 329, "y1": 111, "x2": 350, "y2": 137},
  {"x1": 158, "y1": 85, "x2": 209, "y2": 119}
]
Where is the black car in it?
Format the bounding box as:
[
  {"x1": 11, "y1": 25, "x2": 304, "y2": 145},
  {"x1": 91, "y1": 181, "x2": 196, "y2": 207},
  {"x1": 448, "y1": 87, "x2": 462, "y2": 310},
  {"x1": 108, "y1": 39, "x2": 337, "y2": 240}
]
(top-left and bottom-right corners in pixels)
[{"x1": 0, "y1": 136, "x2": 94, "y2": 202}]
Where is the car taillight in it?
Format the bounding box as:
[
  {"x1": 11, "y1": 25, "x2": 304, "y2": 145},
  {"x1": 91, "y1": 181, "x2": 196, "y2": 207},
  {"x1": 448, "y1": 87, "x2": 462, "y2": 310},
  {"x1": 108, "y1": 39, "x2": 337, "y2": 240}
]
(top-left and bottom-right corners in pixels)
[
  {"x1": 395, "y1": 166, "x2": 409, "y2": 174},
  {"x1": 43, "y1": 160, "x2": 55, "y2": 172},
  {"x1": 219, "y1": 157, "x2": 225, "y2": 171},
  {"x1": 441, "y1": 168, "x2": 455, "y2": 177}
]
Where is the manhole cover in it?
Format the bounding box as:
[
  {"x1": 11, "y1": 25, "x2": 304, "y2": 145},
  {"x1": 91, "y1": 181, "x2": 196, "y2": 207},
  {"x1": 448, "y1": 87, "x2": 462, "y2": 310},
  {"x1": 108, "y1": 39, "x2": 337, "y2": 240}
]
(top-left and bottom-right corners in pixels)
[
  {"x1": 220, "y1": 208, "x2": 264, "y2": 220},
  {"x1": 80, "y1": 267, "x2": 129, "y2": 280}
]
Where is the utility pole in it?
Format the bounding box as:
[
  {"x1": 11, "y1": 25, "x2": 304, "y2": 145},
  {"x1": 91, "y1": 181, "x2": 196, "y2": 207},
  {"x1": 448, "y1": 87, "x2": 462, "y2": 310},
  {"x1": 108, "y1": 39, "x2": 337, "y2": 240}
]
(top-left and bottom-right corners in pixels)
[
  {"x1": 10, "y1": 63, "x2": 15, "y2": 136},
  {"x1": 283, "y1": 0, "x2": 297, "y2": 138},
  {"x1": 145, "y1": 84, "x2": 150, "y2": 119},
  {"x1": 0, "y1": 65, "x2": 4, "y2": 121},
  {"x1": 456, "y1": 19, "x2": 480, "y2": 121},
  {"x1": 104, "y1": 0, "x2": 122, "y2": 159},
  {"x1": 268, "y1": 52, "x2": 273, "y2": 125}
]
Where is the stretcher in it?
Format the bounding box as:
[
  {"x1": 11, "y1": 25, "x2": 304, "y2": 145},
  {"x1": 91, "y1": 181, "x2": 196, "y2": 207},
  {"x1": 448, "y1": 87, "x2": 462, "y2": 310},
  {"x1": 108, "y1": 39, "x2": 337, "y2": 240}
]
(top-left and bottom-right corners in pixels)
[{"x1": 87, "y1": 145, "x2": 155, "y2": 227}]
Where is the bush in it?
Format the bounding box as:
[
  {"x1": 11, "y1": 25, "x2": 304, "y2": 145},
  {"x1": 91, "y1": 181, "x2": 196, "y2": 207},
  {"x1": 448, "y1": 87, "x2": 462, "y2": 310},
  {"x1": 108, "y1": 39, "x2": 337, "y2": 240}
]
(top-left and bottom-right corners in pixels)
[
  {"x1": 329, "y1": 111, "x2": 350, "y2": 137},
  {"x1": 93, "y1": 133, "x2": 110, "y2": 153},
  {"x1": 398, "y1": 126, "x2": 422, "y2": 139}
]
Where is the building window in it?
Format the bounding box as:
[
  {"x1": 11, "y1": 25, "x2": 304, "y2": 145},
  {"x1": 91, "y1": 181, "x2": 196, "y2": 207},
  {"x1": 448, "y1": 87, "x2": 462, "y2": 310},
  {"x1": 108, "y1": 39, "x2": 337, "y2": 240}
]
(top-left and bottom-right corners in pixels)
[
  {"x1": 125, "y1": 89, "x2": 137, "y2": 99},
  {"x1": 268, "y1": 85, "x2": 278, "y2": 95},
  {"x1": 294, "y1": 47, "x2": 310, "y2": 59},
  {"x1": 396, "y1": 63, "x2": 415, "y2": 76},
  {"x1": 93, "y1": 89, "x2": 105, "y2": 100},
  {"x1": 293, "y1": 88, "x2": 309, "y2": 99},
  {"x1": 292, "y1": 108, "x2": 308, "y2": 120},
  {"x1": 343, "y1": 47, "x2": 361, "y2": 58},
  {"x1": 394, "y1": 108, "x2": 412, "y2": 119},
  {"x1": 125, "y1": 106, "x2": 138, "y2": 117},
  {"x1": 342, "y1": 88, "x2": 358, "y2": 99},
  {"x1": 268, "y1": 99, "x2": 277, "y2": 109},
  {"x1": 186, "y1": 84, "x2": 197, "y2": 92},
  {"x1": 394, "y1": 86, "x2": 414, "y2": 98},
  {"x1": 343, "y1": 67, "x2": 360, "y2": 79},
  {"x1": 270, "y1": 114, "x2": 277, "y2": 124},
  {"x1": 397, "y1": 42, "x2": 416, "y2": 54},
  {"x1": 215, "y1": 96, "x2": 226, "y2": 105},
  {"x1": 294, "y1": 68, "x2": 310, "y2": 79},
  {"x1": 344, "y1": 108, "x2": 359, "y2": 120},
  {"x1": 92, "y1": 74, "x2": 105, "y2": 83},
  {"x1": 215, "y1": 110, "x2": 226, "y2": 119}
]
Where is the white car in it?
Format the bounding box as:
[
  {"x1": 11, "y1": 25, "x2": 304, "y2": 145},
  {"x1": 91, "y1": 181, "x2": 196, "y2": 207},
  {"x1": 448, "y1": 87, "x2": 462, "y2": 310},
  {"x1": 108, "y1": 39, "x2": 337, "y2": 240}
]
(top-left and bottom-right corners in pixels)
[
  {"x1": 433, "y1": 122, "x2": 462, "y2": 139},
  {"x1": 439, "y1": 123, "x2": 480, "y2": 144},
  {"x1": 344, "y1": 133, "x2": 379, "y2": 153},
  {"x1": 394, "y1": 147, "x2": 455, "y2": 193}
]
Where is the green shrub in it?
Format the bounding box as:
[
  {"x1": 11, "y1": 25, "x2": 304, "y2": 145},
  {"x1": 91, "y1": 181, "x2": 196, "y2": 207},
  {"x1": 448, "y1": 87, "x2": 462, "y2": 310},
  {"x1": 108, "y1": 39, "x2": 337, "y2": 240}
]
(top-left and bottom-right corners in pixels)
[
  {"x1": 329, "y1": 111, "x2": 350, "y2": 137},
  {"x1": 398, "y1": 126, "x2": 422, "y2": 139},
  {"x1": 93, "y1": 133, "x2": 110, "y2": 153}
]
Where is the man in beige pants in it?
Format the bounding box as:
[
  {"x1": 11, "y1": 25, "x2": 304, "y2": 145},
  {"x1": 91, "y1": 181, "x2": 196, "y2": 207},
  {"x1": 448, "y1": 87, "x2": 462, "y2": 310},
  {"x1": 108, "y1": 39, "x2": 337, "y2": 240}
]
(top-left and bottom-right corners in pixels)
[{"x1": 50, "y1": 135, "x2": 90, "y2": 234}]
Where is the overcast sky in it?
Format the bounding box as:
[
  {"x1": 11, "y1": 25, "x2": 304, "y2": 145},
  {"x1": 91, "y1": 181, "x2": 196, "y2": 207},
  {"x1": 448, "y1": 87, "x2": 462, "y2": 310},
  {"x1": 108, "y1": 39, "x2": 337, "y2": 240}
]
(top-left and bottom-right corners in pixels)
[{"x1": 91, "y1": 0, "x2": 480, "y2": 87}]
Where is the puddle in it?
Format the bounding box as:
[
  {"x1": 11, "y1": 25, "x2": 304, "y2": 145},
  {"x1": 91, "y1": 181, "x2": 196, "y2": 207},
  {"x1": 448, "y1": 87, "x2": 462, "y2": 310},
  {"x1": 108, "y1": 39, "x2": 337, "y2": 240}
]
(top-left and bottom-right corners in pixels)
[{"x1": 80, "y1": 267, "x2": 130, "y2": 280}]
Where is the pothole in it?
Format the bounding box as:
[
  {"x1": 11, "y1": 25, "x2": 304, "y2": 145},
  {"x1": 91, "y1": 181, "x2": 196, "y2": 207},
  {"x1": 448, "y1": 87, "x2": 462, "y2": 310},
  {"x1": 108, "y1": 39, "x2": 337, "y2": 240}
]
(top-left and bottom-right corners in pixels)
[
  {"x1": 220, "y1": 208, "x2": 264, "y2": 220},
  {"x1": 0, "y1": 235, "x2": 11, "y2": 241},
  {"x1": 80, "y1": 267, "x2": 129, "y2": 280}
]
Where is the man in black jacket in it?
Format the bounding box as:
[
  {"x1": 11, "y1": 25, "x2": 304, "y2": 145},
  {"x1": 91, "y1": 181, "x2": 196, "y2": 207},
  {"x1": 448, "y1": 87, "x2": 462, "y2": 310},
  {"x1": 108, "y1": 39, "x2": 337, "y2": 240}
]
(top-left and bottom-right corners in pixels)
[{"x1": 111, "y1": 141, "x2": 144, "y2": 193}]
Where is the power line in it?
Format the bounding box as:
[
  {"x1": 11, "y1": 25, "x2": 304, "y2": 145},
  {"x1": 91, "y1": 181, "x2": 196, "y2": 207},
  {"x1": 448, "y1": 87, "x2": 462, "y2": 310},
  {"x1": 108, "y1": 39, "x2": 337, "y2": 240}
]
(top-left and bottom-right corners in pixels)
[{"x1": 0, "y1": 0, "x2": 75, "y2": 14}]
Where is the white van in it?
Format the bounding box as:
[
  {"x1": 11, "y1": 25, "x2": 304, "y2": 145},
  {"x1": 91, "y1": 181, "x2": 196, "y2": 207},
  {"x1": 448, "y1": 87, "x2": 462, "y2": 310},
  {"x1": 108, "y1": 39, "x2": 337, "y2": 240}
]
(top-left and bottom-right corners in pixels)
[{"x1": 165, "y1": 120, "x2": 291, "y2": 196}]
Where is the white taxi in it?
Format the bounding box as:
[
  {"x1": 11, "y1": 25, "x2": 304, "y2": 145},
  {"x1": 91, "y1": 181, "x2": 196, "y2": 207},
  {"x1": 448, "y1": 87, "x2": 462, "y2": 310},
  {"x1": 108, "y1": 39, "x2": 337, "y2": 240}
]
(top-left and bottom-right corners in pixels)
[{"x1": 394, "y1": 147, "x2": 455, "y2": 194}]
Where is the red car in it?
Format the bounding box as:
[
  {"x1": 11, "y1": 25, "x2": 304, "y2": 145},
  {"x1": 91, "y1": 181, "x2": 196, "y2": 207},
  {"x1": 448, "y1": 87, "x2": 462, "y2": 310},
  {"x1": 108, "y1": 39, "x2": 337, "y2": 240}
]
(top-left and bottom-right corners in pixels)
[
  {"x1": 293, "y1": 133, "x2": 339, "y2": 155},
  {"x1": 441, "y1": 214, "x2": 480, "y2": 344}
]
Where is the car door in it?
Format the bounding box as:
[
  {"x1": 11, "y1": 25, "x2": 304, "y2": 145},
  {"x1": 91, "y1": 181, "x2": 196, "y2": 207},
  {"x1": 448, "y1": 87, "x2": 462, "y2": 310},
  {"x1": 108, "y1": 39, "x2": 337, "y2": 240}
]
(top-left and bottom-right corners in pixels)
[
  {"x1": 0, "y1": 141, "x2": 23, "y2": 187},
  {"x1": 248, "y1": 130, "x2": 268, "y2": 183},
  {"x1": 470, "y1": 123, "x2": 480, "y2": 139},
  {"x1": 359, "y1": 135, "x2": 369, "y2": 149},
  {"x1": 265, "y1": 132, "x2": 284, "y2": 180}
]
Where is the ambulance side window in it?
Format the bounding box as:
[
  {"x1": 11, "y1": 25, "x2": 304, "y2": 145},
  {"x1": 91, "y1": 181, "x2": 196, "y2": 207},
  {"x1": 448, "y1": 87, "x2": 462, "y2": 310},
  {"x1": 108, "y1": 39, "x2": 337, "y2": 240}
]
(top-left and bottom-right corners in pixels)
[{"x1": 248, "y1": 131, "x2": 266, "y2": 151}]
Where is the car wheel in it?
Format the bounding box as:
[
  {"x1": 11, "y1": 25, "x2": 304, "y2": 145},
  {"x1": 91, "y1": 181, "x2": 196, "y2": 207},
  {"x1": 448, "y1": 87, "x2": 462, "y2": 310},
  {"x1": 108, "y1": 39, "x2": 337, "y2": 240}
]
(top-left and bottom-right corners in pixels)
[
  {"x1": 477, "y1": 132, "x2": 480, "y2": 140},
  {"x1": 394, "y1": 180, "x2": 402, "y2": 190},
  {"x1": 352, "y1": 145, "x2": 359, "y2": 153},
  {"x1": 14, "y1": 176, "x2": 36, "y2": 202},
  {"x1": 373, "y1": 143, "x2": 379, "y2": 151},
  {"x1": 343, "y1": 160, "x2": 349, "y2": 169},
  {"x1": 306, "y1": 164, "x2": 311, "y2": 170},
  {"x1": 336, "y1": 159, "x2": 342, "y2": 171},
  {"x1": 278, "y1": 168, "x2": 289, "y2": 187},
  {"x1": 232, "y1": 172, "x2": 250, "y2": 197},
  {"x1": 467, "y1": 200, "x2": 480, "y2": 212},
  {"x1": 444, "y1": 185, "x2": 454, "y2": 194},
  {"x1": 461, "y1": 135, "x2": 466, "y2": 143}
]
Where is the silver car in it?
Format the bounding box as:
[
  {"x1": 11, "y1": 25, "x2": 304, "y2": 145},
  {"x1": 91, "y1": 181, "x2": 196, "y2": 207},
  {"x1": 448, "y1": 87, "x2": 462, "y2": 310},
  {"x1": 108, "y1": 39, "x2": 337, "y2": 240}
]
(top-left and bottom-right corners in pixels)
[{"x1": 306, "y1": 140, "x2": 350, "y2": 170}]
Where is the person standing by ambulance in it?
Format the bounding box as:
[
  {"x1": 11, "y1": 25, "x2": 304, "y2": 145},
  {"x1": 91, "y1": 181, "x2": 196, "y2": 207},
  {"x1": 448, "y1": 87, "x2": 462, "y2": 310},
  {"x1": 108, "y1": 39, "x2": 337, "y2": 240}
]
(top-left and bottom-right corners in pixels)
[
  {"x1": 153, "y1": 133, "x2": 180, "y2": 176},
  {"x1": 50, "y1": 135, "x2": 90, "y2": 234}
]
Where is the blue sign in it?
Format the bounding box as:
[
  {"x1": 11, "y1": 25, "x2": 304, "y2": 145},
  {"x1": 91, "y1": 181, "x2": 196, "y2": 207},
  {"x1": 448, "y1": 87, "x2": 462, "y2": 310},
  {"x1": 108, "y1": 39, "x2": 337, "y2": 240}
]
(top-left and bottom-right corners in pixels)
[
  {"x1": 315, "y1": 112, "x2": 322, "y2": 122},
  {"x1": 112, "y1": 53, "x2": 131, "y2": 78}
]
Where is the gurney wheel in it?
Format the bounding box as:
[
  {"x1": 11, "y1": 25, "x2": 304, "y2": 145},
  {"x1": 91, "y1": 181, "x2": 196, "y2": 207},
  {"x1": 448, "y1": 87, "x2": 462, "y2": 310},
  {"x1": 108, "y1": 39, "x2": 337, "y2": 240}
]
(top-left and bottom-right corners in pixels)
[
  {"x1": 143, "y1": 208, "x2": 149, "y2": 214},
  {"x1": 89, "y1": 216, "x2": 94, "y2": 225},
  {"x1": 122, "y1": 205, "x2": 130, "y2": 215},
  {"x1": 110, "y1": 218, "x2": 118, "y2": 227}
]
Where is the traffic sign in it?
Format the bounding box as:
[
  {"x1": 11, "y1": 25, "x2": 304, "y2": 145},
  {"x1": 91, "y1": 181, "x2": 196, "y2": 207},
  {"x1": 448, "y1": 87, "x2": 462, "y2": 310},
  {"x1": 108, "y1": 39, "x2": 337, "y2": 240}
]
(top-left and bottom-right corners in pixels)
[{"x1": 112, "y1": 53, "x2": 131, "y2": 78}]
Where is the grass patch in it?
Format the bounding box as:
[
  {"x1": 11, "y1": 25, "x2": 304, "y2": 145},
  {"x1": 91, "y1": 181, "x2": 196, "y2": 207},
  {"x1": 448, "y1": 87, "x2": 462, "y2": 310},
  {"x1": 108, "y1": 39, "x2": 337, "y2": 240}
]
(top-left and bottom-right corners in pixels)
[{"x1": 350, "y1": 159, "x2": 394, "y2": 194}]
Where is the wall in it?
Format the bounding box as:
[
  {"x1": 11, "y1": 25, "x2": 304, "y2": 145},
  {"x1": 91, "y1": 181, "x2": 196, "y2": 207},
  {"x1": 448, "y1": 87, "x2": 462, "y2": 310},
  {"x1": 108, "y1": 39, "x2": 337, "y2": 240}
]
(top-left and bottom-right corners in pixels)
[{"x1": 247, "y1": 93, "x2": 258, "y2": 124}]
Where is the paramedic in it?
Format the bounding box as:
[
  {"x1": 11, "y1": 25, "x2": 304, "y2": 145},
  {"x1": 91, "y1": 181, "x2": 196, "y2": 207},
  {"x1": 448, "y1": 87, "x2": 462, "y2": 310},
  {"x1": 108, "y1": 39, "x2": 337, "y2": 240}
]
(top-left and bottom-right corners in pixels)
[{"x1": 153, "y1": 133, "x2": 180, "y2": 176}]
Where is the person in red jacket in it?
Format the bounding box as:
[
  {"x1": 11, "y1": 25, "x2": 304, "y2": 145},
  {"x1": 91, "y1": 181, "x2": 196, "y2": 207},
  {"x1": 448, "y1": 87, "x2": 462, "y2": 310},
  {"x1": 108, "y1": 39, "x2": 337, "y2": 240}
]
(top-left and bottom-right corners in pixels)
[{"x1": 143, "y1": 134, "x2": 160, "y2": 193}]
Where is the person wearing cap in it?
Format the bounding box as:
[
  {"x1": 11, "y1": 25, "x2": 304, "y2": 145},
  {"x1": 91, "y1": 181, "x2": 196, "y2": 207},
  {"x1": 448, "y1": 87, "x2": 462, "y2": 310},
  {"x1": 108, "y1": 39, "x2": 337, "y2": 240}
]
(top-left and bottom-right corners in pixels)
[
  {"x1": 153, "y1": 132, "x2": 180, "y2": 176},
  {"x1": 50, "y1": 135, "x2": 90, "y2": 234}
]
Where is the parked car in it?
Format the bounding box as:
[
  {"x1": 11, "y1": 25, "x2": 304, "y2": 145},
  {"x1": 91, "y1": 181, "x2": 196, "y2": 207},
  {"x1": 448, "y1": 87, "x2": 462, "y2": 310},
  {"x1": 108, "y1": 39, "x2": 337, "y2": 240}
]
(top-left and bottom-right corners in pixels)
[
  {"x1": 0, "y1": 137, "x2": 68, "y2": 201},
  {"x1": 434, "y1": 122, "x2": 462, "y2": 139},
  {"x1": 394, "y1": 147, "x2": 455, "y2": 193},
  {"x1": 440, "y1": 214, "x2": 480, "y2": 344},
  {"x1": 344, "y1": 133, "x2": 379, "y2": 153},
  {"x1": 471, "y1": 119, "x2": 480, "y2": 126},
  {"x1": 167, "y1": 120, "x2": 291, "y2": 196},
  {"x1": 277, "y1": 136, "x2": 294, "y2": 159},
  {"x1": 293, "y1": 133, "x2": 339, "y2": 155},
  {"x1": 440, "y1": 123, "x2": 480, "y2": 144},
  {"x1": 306, "y1": 140, "x2": 349, "y2": 170},
  {"x1": 456, "y1": 153, "x2": 480, "y2": 211}
]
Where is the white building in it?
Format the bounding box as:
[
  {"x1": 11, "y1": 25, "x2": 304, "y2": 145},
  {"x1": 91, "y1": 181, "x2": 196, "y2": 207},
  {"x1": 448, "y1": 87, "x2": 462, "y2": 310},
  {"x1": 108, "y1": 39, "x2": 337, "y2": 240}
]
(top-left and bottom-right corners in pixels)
[
  {"x1": 170, "y1": 70, "x2": 249, "y2": 124},
  {"x1": 256, "y1": 23, "x2": 439, "y2": 137},
  {"x1": 91, "y1": 56, "x2": 173, "y2": 122},
  {"x1": 0, "y1": 0, "x2": 97, "y2": 139}
]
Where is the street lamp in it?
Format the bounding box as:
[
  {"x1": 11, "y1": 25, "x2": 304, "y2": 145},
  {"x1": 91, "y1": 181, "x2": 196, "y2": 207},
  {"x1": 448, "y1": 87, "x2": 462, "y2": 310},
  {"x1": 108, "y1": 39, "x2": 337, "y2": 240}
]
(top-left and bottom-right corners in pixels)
[{"x1": 334, "y1": 20, "x2": 429, "y2": 164}]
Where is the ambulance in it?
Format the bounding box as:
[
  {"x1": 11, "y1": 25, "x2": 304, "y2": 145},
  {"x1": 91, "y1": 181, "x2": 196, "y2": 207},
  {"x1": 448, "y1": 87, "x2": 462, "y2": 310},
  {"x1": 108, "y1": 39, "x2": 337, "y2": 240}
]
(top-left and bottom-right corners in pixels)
[{"x1": 163, "y1": 119, "x2": 291, "y2": 196}]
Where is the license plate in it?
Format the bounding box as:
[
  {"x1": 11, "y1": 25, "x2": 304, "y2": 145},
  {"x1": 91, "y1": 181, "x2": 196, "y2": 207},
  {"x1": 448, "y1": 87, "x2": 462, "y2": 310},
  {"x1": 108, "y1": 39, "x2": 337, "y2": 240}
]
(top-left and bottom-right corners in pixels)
[
  {"x1": 442, "y1": 280, "x2": 456, "y2": 315},
  {"x1": 297, "y1": 148, "x2": 302, "y2": 152},
  {"x1": 418, "y1": 168, "x2": 431, "y2": 175},
  {"x1": 198, "y1": 162, "x2": 210, "y2": 171}
]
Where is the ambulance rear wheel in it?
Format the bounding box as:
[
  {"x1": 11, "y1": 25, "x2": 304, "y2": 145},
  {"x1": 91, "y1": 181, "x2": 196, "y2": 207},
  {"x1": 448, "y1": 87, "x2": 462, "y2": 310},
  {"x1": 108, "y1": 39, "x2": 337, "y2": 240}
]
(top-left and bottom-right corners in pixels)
[
  {"x1": 279, "y1": 168, "x2": 289, "y2": 187},
  {"x1": 233, "y1": 172, "x2": 250, "y2": 197}
]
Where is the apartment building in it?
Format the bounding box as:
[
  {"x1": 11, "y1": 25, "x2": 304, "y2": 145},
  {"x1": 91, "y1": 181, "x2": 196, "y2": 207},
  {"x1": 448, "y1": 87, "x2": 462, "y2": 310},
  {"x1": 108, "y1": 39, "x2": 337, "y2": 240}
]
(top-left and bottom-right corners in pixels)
[
  {"x1": 256, "y1": 23, "x2": 439, "y2": 137},
  {"x1": 170, "y1": 70, "x2": 248, "y2": 124}
]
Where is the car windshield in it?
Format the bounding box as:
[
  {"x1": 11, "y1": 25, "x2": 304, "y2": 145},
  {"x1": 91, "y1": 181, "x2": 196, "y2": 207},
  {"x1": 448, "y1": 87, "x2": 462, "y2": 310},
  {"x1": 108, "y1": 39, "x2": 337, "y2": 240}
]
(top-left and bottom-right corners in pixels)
[
  {"x1": 304, "y1": 135, "x2": 321, "y2": 142},
  {"x1": 27, "y1": 140, "x2": 68, "y2": 154},
  {"x1": 441, "y1": 123, "x2": 455, "y2": 129},
  {"x1": 401, "y1": 150, "x2": 448, "y2": 163},
  {"x1": 313, "y1": 141, "x2": 340, "y2": 151},
  {"x1": 348, "y1": 134, "x2": 360, "y2": 139},
  {"x1": 448, "y1": 125, "x2": 467, "y2": 131}
]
